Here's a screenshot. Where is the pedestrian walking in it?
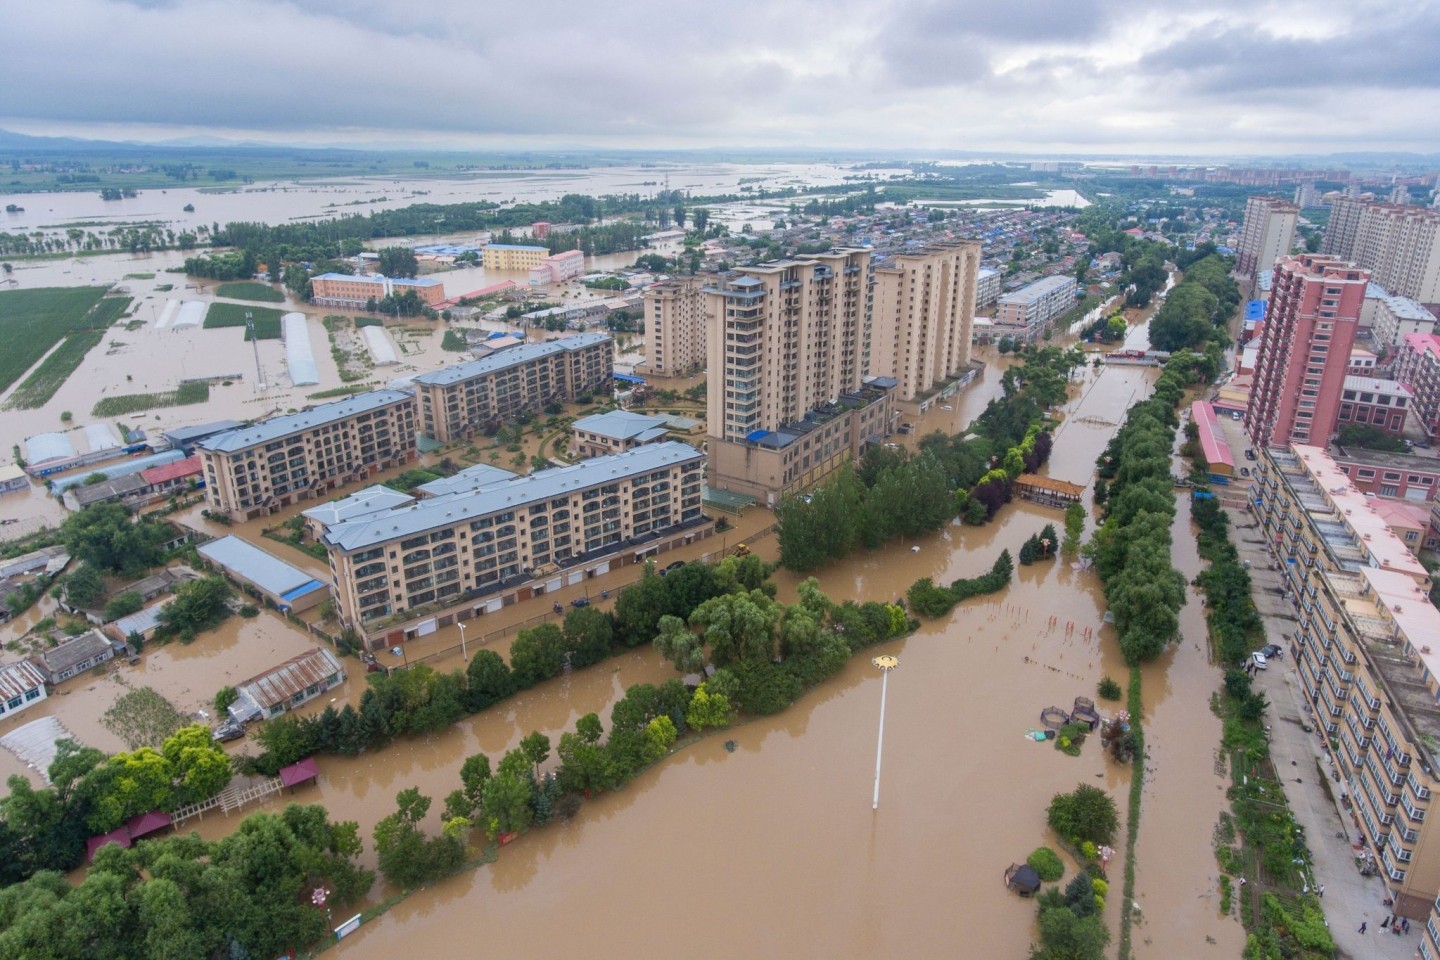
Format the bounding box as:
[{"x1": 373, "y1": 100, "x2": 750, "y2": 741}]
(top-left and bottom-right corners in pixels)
[
  {"x1": 1402, "y1": 919, "x2": 1411, "y2": 934},
  {"x1": 1316, "y1": 884, "x2": 1324, "y2": 897},
  {"x1": 1381, "y1": 916, "x2": 1390, "y2": 929},
  {"x1": 1359, "y1": 922, "x2": 1368, "y2": 934}
]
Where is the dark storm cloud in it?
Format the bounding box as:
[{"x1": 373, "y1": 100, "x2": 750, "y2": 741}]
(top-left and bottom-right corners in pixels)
[
  {"x1": 1140, "y1": 15, "x2": 1440, "y2": 93},
  {"x1": 1, "y1": 0, "x2": 1438, "y2": 151}
]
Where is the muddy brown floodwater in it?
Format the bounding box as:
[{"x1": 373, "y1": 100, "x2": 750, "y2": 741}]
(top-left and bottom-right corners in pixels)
[{"x1": 275, "y1": 355, "x2": 1238, "y2": 959}]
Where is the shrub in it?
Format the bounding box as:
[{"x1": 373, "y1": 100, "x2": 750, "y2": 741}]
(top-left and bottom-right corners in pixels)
[
  {"x1": 1047, "y1": 784, "x2": 1119, "y2": 846},
  {"x1": 238, "y1": 604, "x2": 260, "y2": 618},
  {"x1": 1028, "y1": 846, "x2": 1064, "y2": 882},
  {"x1": 1097, "y1": 676, "x2": 1122, "y2": 700}
]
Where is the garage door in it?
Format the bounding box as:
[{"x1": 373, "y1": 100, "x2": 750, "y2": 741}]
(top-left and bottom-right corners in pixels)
[
  {"x1": 567, "y1": 570, "x2": 584, "y2": 586},
  {"x1": 415, "y1": 618, "x2": 437, "y2": 637},
  {"x1": 593, "y1": 561, "x2": 610, "y2": 576},
  {"x1": 485, "y1": 598, "x2": 503, "y2": 614},
  {"x1": 546, "y1": 578, "x2": 563, "y2": 594}
]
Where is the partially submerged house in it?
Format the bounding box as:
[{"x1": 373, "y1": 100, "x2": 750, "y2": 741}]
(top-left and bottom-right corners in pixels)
[{"x1": 228, "y1": 647, "x2": 345, "y2": 723}]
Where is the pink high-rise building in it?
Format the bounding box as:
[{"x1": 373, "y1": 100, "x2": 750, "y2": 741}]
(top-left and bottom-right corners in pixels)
[
  {"x1": 1245, "y1": 254, "x2": 1370, "y2": 448},
  {"x1": 1395, "y1": 332, "x2": 1440, "y2": 438}
]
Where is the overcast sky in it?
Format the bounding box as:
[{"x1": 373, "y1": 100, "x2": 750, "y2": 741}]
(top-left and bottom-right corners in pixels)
[{"x1": 3, "y1": 0, "x2": 1438, "y2": 154}]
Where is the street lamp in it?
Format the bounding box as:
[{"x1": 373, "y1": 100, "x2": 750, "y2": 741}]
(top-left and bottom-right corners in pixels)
[
  {"x1": 871, "y1": 655, "x2": 899, "y2": 810},
  {"x1": 458, "y1": 620, "x2": 469, "y2": 661}
]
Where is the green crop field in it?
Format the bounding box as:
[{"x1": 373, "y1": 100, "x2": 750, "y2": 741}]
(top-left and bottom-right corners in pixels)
[
  {"x1": 3, "y1": 295, "x2": 134, "y2": 410},
  {"x1": 203, "y1": 302, "x2": 283, "y2": 340},
  {"x1": 0, "y1": 286, "x2": 113, "y2": 394},
  {"x1": 215, "y1": 281, "x2": 286, "y2": 303},
  {"x1": 91, "y1": 382, "x2": 209, "y2": 417}
]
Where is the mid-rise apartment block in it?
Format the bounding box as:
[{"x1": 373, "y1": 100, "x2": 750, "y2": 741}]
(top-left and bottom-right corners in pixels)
[
  {"x1": 703, "y1": 250, "x2": 896, "y2": 504},
  {"x1": 975, "y1": 266, "x2": 1002, "y2": 310},
  {"x1": 322, "y1": 441, "x2": 706, "y2": 630},
  {"x1": 1234, "y1": 196, "x2": 1299, "y2": 292},
  {"x1": 197, "y1": 390, "x2": 418, "y2": 519},
  {"x1": 483, "y1": 244, "x2": 549, "y2": 272},
  {"x1": 310, "y1": 273, "x2": 446, "y2": 309},
  {"x1": 412, "y1": 334, "x2": 612, "y2": 443},
  {"x1": 1363, "y1": 283, "x2": 1436, "y2": 349},
  {"x1": 1396, "y1": 333, "x2": 1440, "y2": 438},
  {"x1": 527, "y1": 249, "x2": 585, "y2": 287},
  {"x1": 1324, "y1": 198, "x2": 1440, "y2": 303},
  {"x1": 994, "y1": 275, "x2": 1078, "y2": 341},
  {"x1": 644, "y1": 280, "x2": 706, "y2": 377},
  {"x1": 1336, "y1": 376, "x2": 1412, "y2": 436},
  {"x1": 1254, "y1": 445, "x2": 1440, "y2": 916},
  {"x1": 1245, "y1": 254, "x2": 1369, "y2": 448},
  {"x1": 870, "y1": 242, "x2": 981, "y2": 405}
]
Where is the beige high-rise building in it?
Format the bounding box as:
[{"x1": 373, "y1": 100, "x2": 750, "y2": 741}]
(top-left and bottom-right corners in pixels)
[
  {"x1": 411, "y1": 334, "x2": 612, "y2": 443},
  {"x1": 702, "y1": 249, "x2": 896, "y2": 505},
  {"x1": 322, "y1": 442, "x2": 707, "y2": 631},
  {"x1": 1235, "y1": 196, "x2": 1299, "y2": 292},
  {"x1": 869, "y1": 242, "x2": 981, "y2": 405},
  {"x1": 197, "y1": 390, "x2": 418, "y2": 520},
  {"x1": 1325, "y1": 199, "x2": 1440, "y2": 303},
  {"x1": 644, "y1": 280, "x2": 706, "y2": 377}
]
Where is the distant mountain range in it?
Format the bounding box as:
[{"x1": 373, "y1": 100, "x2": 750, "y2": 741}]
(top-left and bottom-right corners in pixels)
[{"x1": 0, "y1": 128, "x2": 1435, "y2": 168}]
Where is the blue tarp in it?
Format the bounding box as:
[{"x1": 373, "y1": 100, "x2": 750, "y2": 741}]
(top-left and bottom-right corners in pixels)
[
  {"x1": 1245, "y1": 300, "x2": 1266, "y2": 322},
  {"x1": 614, "y1": 373, "x2": 646, "y2": 384}
]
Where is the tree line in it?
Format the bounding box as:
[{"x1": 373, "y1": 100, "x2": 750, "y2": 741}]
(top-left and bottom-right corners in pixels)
[
  {"x1": 1087, "y1": 257, "x2": 1240, "y2": 663},
  {"x1": 776, "y1": 345, "x2": 1081, "y2": 572}
]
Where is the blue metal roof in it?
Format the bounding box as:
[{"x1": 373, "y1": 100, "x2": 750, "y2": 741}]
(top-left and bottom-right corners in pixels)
[
  {"x1": 197, "y1": 535, "x2": 328, "y2": 601},
  {"x1": 197, "y1": 390, "x2": 413, "y2": 454},
  {"x1": 411, "y1": 334, "x2": 611, "y2": 387},
  {"x1": 325, "y1": 442, "x2": 704, "y2": 553}
]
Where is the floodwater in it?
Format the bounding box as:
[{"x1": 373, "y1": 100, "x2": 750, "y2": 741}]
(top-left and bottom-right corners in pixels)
[
  {"x1": 1129, "y1": 492, "x2": 1245, "y2": 958},
  {"x1": 327, "y1": 357, "x2": 1151, "y2": 959},
  {"x1": 0, "y1": 609, "x2": 324, "y2": 785},
  {"x1": 148, "y1": 344, "x2": 1224, "y2": 959},
  {"x1": 0, "y1": 162, "x2": 909, "y2": 242}
]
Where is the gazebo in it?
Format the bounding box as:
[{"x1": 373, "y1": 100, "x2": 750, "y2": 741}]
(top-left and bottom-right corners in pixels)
[
  {"x1": 1005, "y1": 863, "x2": 1042, "y2": 897},
  {"x1": 86, "y1": 827, "x2": 133, "y2": 863},
  {"x1": 279, "y1": 756, "x2": 320, "y2": 792},
  {"x1": 125, "y1": 809, "x2": 172, "y2": 841}
]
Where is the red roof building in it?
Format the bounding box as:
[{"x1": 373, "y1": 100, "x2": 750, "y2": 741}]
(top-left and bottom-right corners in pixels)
[{"x1": 141, "y1": 455, "x2": 202, "y2": 491}]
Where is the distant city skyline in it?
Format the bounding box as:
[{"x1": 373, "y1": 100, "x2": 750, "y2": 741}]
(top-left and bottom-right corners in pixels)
[{"x1": 3, "y1": 0, "x2": 1439, "y2": 154}]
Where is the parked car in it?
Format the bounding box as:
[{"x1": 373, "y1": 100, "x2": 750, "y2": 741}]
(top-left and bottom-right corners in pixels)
[
  {"x1": 1250, "y1": 652, "x2": 1268, "y2": 670},
  {"x1": 1261, "y1": 644, "x2": 1283, "y2": 659},
  {"x1": 571, "y1": 596, "x2": 591, "y2": 608},
  {"x1": 212, "y1": 719, "x2": 245, "y2": 743},
  {"x1": 664, "y1": 561, "x2": 686, "y2": 575}
]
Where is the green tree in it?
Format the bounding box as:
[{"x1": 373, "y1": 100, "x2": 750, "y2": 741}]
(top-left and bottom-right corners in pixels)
[
  {"x1": 372, "y1": 787, "x2": 433, "y2": 887},
  {"x1": 376, "y1": 246, "x2": 419, "y2": 278},
  {"x1": 684, "y1": 682, "x2": 732, "y2": 732},
  {"x1": 60, "y1": 503, "x2": 167, "y2": 576},
  {"x1": 63, "y1": 565, "x2": 105, "y2": 608},
  {"x1": 519, "y1": 732, "x2": 551, "y2": 781},
  {"x1": 102, "y1": 590, "x2": 143, "y2": 621},
  {"x1": 1047, "y1": 784, "x2": 1119, "y2": 846},
  {"x1": 463, "y1": 649, "x2": 514, "y2": 711},
  {"x1": 654, "y1": 614, "x2": 706, "y2": 675},
  {"x1": 508, "y1": 623, "x2": 567, "y2": 688},
  {"x1": 689, "y1": 590, "x2": 780, "y2": 665},
  {"x1": 156, "y1": 576, "x2": 233, "y2": 642},
  {"x1": 563, "y1": 606, "x2": 613, "y2": 668},
  {"x1": 160, "y1": 724, "x2": 232, "y2": 803}
]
